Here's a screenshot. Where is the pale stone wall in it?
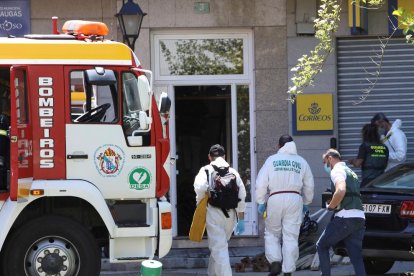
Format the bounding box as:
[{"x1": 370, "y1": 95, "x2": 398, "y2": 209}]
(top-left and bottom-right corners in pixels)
[{"x1": 30, "y1": 0, "x2": 119, "y2": 41}]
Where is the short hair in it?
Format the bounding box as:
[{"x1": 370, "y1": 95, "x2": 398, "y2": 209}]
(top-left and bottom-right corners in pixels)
[
  {"x1": 371, "y1": 112, "x2": 389, "y2": 125},
  {"x1": 322, "y1": 148, "x2": 341, "y2": 160},
  {"x1": 209, "y1": 144, "x2": 225, "y2": 157},
  {"x1": 279, "y1": 134, "x2": 293, "y2": 148}
]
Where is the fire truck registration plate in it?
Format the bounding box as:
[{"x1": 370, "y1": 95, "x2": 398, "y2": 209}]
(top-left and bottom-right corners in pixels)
[{"x1": 363, "y1": 204, "x2": 391, "y2": 214}]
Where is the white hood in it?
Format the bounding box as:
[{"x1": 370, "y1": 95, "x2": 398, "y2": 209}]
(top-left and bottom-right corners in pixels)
[
  {"x1": 210, "y1": 156, "x2": 230, "y2": 168},
  {"x1": 277, "y1": 141, "x2": 297, "y2": 155},
  {"x1": 391, "y1": 119, "x2": 402, "y2": 131}
]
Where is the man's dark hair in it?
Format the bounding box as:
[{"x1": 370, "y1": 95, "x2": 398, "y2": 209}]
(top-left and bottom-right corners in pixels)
[
  {"x1": 362, "y1": 123, "x2": 380, "y2": 144},
  {"x1": 209, "y1": 144, "x2": 225, "y2": 157},
  {"x1": 279, "y1": 134, "x2": 293, "y2": 148},
  {"x1": 371, "y1": 112, "x2": 389, "y2": 125}
]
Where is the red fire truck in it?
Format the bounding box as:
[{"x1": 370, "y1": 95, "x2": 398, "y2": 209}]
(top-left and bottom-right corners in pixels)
[{"x1": 0, "y1": 20, "x2": 172, "y2": 276}]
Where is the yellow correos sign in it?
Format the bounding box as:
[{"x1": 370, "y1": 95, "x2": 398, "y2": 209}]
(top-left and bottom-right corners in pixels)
[{"x1": 296, "y1": 94, "x2": 333, "y2": 131}]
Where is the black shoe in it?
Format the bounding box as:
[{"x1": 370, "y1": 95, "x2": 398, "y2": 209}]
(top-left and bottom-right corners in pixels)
[
  {"x1": 268, "y1": 261, "x2": 281, "y2": 276},
  {"x1": 284, "y1": 273, "x2": 291, "y2": 276}
]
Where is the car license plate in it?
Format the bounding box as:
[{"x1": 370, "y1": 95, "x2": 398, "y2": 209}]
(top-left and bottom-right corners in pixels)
[{"x1": 363, "y1": 204, "x2": 391, "y2": 214}]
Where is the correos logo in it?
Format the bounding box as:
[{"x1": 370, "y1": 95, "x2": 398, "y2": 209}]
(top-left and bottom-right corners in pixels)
[
  {"x1": 129, "y1": 167, "x2": 152, "y2": 190},
  {"x1": 298, "y1": 102, "x2": 331, "y2": 121}
]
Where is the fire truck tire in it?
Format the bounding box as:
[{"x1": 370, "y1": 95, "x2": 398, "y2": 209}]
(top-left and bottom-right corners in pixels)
[{"x1": 0, "y1": 215, "x2": 101, "y2": 276}]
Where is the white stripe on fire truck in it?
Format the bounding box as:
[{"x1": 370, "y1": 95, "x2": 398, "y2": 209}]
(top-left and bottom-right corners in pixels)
[{"x1": 0, "y1": 59, "x2": 132, "y2": 65}]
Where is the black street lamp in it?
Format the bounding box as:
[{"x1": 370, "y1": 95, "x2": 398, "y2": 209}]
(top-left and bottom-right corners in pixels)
[{"x1": 115, "y1": 0, "x2": 147, "y2": 50}]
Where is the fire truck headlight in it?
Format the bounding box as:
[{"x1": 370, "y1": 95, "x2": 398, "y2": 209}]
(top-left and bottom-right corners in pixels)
[{"x1": 30, "y1": 189, "x2": 44, "y2": 196}]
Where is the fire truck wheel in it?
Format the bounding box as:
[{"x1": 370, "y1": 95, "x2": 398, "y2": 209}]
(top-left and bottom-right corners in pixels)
[{"x1": 1, "y1": 215, "x2": 101, "y2": 276}]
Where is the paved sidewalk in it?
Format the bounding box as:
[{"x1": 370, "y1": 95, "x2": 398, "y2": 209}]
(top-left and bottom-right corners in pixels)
[
  {"x1": 100, "y1": 264, "x2": 354, "y2": 275},
  {"x1": 100, "y1": 261, "x2": 414, "y2": 275},
  {"x1": 100, "y1": 266, "x2": 354, "y2": 276}
]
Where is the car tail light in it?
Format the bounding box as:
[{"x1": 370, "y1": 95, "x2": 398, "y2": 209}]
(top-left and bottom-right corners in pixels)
[
  {"x1": 161, "y1": 212, "x2": 172, "y2": 229},
  {"x1": 400, "y1": 201, "x2": 414, "y2": 218}
]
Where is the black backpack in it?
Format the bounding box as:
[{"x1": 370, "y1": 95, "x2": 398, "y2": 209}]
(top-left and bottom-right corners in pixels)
[{"x1": 207, "y1": 165, "x2": 240, "y2": 214}]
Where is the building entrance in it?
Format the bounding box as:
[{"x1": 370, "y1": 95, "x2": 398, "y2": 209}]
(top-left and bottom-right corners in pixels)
[{"x1": 174, "y1": 85, "x2": 232, "y2": 236}]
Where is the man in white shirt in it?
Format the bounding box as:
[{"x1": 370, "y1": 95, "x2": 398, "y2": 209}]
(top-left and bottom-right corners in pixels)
[{"x1": 317, "y1": 148, "x2": 366, "y2": 276}]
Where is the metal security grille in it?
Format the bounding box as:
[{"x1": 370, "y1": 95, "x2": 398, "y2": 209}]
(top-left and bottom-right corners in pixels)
[{"x1": 337, "y1": 37, "x2": 414, "y2": 163}]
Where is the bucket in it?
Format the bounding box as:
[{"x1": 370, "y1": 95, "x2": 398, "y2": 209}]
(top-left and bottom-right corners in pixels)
[{"x1": 140, "y1": 260, "x2": 162, "y2": 276}]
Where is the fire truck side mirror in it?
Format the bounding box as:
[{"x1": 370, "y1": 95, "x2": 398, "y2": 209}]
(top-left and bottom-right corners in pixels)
[
  {"x1": 137, "y1": 75, "x2": 151, "y2": 112},
  {"x1": 158, "y1": 92, "x2": 171, "y2": 115}
]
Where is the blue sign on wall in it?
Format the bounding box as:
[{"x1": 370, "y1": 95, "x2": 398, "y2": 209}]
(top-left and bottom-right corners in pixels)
[{"x1": 0, "y1": 0, "x2": 30, "y2": 37}]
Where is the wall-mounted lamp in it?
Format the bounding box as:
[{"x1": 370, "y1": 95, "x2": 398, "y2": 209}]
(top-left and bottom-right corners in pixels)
[{"x1": 115, "y1": 0, "x2": 147, "y2": 50}]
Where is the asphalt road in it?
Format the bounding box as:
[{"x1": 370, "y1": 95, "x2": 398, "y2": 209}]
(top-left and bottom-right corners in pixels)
[{"x1": 100, "y1": 261, "x2": 414, "y2": 276}]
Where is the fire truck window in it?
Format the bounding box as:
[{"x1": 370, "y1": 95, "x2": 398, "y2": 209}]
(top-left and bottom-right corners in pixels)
[
  {"x1": 122, "y1": 72, "x2": 143, "y2": 134},
  {"x1": 122, "y1": 72, "x2": 141, "y2": 112},
  {"x1": 70, "y1": 71, "x2": 118, "y2": 123},
  {"x1": 14, "y1": 70, "x2": 28, "y2": 124},
  {"x1": 122, "y1": 72, "x2": 151, "y2": 145}
]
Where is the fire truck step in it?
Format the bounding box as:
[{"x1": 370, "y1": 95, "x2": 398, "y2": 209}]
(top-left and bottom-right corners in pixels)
[
  {"x1": 116, "y1": 257, "x2": 149, "y2": 261},
  {"x1": 116, "y1": 223, "x2": 150, "y2": 227}
]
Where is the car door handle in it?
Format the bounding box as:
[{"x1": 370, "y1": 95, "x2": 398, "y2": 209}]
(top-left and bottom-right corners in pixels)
[{"x1": 67, "y1": 154, "x2": 88, "y2": 160}]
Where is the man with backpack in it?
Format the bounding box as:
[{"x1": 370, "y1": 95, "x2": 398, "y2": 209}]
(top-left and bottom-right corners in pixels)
[
  {"x1": 256, "y1": 135, "x2": 314, "y2": 276},
  {"x1": 194, "y1": 144, "x2": 246, "y2": 276}
]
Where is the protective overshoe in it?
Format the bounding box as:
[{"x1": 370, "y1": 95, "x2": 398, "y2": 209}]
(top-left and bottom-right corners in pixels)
[{"x1": 268, "y1": 261, "x2": 281, "y2": 276}]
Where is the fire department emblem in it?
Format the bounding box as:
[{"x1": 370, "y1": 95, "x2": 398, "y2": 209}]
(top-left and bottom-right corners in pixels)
[
  {"x1": 128, "y1": 167, "x2": 152, "y2": 190},
  {"x1": 94, "y1": 144, "x2": 125, "y2": 177}
]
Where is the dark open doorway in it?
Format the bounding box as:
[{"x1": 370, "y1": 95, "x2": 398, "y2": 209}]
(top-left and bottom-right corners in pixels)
[{"x1": 174, "y1": 85, "x2": 232, "y2": 236}]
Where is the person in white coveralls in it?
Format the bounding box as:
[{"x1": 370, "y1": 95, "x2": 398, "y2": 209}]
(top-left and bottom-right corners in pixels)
[
  {"x1": 371, "y1": 112, "x2": 407, "y2": 171},
  {"x1": 194, "y1": 144, "x2": 246, "y2": 276},
  {"x1": 256, "y1": 135, "x2": 314, "y2": 276}
]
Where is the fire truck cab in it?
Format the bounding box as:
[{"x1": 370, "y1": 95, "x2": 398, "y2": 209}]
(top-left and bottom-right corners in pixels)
[{"x1": 0, "y1": 20, "x2": 172, "y2": 276}]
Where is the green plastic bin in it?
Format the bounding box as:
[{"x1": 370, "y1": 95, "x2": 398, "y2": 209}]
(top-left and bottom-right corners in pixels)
[{"x1": 141, "y1": 260, "x2": 162, "y2": 276}]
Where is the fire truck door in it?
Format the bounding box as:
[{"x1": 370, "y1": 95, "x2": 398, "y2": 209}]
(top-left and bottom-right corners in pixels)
[
  {"x1": 10, "y1": 66, "x2": 33, "y2": 201},
  {"x1": 65, "y1": 68, "x2": 156, "y2": 200}
]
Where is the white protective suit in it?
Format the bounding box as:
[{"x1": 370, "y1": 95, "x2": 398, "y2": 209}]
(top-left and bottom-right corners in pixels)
[
  {"x1": 383, "y1": 119, "x2": 407, "y2": 171},
  {"x1": 194, "y1": 157, "x2": 246, "y2": 276},
  {"x1": 255, "y1": 141, "x2": 314, "y2": 273}
]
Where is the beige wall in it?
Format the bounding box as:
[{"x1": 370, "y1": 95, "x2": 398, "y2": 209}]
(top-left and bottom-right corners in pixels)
[{"x1": 30, "y1": 0, "x2": 119, "y2": 41}]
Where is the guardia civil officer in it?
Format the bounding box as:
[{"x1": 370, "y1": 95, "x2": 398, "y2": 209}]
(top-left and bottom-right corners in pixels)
[
  {"x1": 349, "y1": 123, "x2": 389, "y2": 186},
  {"x1": 317, "y1": 149, "x2": 366, "y2": 276},
  {"x1": 256, "y1": 135, "x2": 314, "y2": 276},
  {"x1": 193, "y1": 144, "x2": 246, "y2": 276}
]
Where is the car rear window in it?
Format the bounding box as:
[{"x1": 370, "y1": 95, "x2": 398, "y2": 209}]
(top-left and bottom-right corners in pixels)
[{"x1": 368, "y1": 165, "x2": 414, "y2": 189}]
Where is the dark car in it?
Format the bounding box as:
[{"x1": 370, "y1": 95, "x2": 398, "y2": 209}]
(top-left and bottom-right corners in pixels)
[{"x1": 341, "y1": 162, "x2": 414, "y2": 274}]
